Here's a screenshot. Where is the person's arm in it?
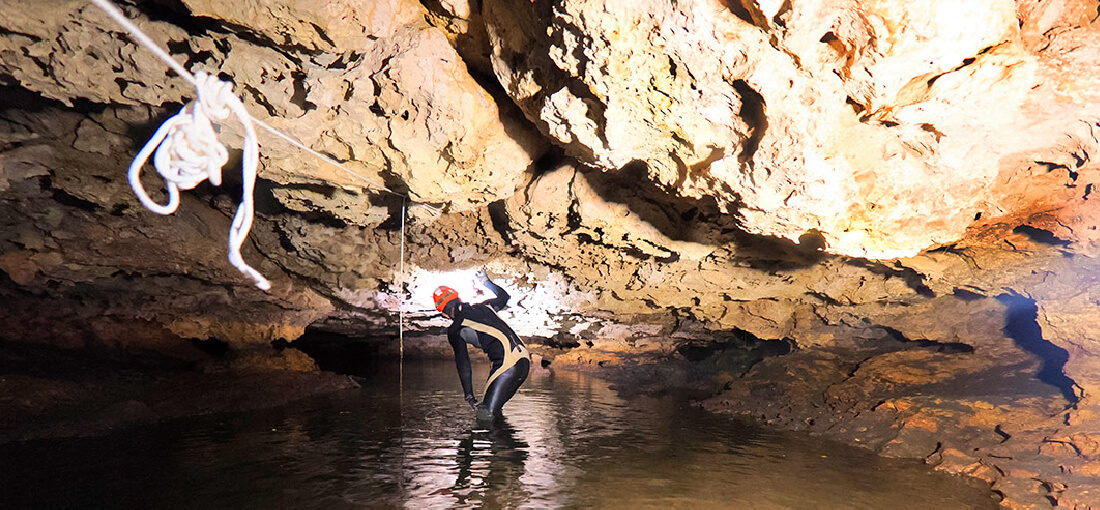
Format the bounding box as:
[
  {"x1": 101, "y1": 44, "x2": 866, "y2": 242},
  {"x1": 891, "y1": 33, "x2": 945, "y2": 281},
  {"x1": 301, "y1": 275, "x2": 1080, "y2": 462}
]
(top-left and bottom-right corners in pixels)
[
  {"x1": 448, "y1": 328, "x2": 478, "y2": 408},
  {"x1": 476, "y1": 270, "x2": 510, "y2": 311}
]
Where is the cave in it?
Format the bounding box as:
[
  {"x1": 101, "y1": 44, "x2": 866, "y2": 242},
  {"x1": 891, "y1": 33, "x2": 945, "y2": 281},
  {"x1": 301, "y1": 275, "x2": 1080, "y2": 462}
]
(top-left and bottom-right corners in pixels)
[{"x1": 2, "y1": 0, "x2": 1100, "y2": 507}]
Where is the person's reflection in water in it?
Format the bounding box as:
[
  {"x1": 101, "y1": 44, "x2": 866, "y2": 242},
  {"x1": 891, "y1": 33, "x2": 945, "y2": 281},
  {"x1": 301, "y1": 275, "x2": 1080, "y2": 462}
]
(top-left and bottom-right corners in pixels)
[{"x1": 452, "y1": 416, "x2": 530, "y2": 507}]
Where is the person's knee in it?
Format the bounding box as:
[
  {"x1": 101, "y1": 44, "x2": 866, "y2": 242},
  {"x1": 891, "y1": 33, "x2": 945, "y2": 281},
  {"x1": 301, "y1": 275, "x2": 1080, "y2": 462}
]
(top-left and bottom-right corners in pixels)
[{"x1": 484, "y1": 369, "x2": 524, "y2": 413}]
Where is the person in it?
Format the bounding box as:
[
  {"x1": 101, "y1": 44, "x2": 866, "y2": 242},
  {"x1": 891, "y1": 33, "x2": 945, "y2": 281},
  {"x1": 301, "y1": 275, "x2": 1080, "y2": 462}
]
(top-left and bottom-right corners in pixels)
[{"x1": 434, "y1": 270, "x2": 530, "y2": 421}]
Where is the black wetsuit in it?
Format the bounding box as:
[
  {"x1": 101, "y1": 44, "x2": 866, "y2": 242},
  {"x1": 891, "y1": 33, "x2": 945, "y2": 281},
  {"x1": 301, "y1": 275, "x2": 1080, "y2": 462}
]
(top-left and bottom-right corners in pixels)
[{"x1": 447, "y1": 280, "x2": 530, "y2": 417}]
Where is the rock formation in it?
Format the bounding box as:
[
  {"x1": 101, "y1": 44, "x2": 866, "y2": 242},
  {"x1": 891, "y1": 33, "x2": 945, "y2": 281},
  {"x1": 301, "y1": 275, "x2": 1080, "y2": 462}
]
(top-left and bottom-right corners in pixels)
[{"x1": 2, "y1": 0, "x2": 1100, "y2": 506}]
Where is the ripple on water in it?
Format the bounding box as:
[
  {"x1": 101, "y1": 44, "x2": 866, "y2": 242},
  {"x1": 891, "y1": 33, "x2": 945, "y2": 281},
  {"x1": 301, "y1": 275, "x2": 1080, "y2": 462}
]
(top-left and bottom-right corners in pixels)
[{"x1": 0, "y1": 360, "x2": 997, "y2": 509}]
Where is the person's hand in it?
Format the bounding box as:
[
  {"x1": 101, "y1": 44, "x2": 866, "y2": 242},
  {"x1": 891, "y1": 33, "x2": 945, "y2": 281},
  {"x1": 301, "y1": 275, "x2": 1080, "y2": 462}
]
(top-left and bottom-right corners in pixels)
[
  {"x1": 465, "y1": 394, "x2": 479, "y2": 410},
  {"x1": 474, "y1": 269, "x2": 491, "y2": 286}
]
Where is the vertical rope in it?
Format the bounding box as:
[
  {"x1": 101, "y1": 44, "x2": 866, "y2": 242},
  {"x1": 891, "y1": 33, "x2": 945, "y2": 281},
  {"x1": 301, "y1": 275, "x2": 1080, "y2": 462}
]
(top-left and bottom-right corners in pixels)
[
  {"x1": 90, "y1": 0, "x2": 442, "y2": 293},
  {"x1": 399, "y1": 199, "x2": 407, "y2": 363},
  {"x1": 398, "y1": 200, "x2": 407, "y2": 405}
]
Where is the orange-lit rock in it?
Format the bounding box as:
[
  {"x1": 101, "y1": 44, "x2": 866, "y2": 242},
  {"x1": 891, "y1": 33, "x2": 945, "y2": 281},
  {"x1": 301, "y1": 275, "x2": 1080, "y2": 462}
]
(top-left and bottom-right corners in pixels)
[
  {"x1": 3, "y1": 0, "x2": 1100, "y2": 506},
  {"x1": 483, "y1": 0, "x2": 1099, "y2": 259}
]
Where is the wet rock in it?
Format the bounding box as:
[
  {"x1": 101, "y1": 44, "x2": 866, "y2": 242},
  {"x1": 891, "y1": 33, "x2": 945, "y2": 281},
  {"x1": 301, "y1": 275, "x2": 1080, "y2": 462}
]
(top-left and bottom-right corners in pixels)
[
  {"x1": 200, "y1": 345, "x2": 319, "y2": 374},
  {"x1": 2, "y1": 0, "x2": 1100, "y2": 506},
  {"x1": 698, "y1": 331, "x2": 1075, "y2": 508},
  {"x1": 0, "y1": 340, "x2": 359, "y2": 444},
  {"x1": 483, "y1": 0, "x2": 1099, "y2": 259}
]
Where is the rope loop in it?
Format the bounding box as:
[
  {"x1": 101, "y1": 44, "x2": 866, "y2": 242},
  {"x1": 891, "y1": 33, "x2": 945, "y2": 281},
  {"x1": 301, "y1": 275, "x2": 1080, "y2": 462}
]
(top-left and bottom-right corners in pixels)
[
  {"x1": 91, "y1": 0, "x2": 419, "y2": 293},
  {"x1": 127, "y1": 72, "x2": 239, "y2": 213},
  {"x1": 126, "y1": 71, "x2": 270, "y2": 290},
  {"x1": 193, "y1": 72, "x2": 235, "y2": 121}
]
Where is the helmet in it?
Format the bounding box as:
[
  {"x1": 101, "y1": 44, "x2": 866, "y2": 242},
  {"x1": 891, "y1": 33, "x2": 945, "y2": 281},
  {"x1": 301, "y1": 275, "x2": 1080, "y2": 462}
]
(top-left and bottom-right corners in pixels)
[{"x1": 433, "y1": 286, "x2": 459, "y2": 313}]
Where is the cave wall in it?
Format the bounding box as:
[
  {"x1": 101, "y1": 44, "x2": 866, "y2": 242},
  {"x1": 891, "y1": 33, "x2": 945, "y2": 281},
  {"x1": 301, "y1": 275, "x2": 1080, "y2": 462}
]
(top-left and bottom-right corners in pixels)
[{"x1": 2, "y1": 0, "x2": 1100, "y2": 507}]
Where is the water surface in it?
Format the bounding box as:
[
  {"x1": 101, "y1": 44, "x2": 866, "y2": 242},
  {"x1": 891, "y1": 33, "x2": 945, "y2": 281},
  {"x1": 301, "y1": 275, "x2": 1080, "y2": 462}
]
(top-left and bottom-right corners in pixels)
[{"x1": 1, "y1": 360, "x2": 998, "y2": 509}]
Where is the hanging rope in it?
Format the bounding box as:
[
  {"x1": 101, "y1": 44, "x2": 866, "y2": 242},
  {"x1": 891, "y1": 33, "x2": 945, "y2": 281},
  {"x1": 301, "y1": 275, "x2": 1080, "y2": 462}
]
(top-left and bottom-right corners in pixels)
[
  {"x1": 398, "y1": 199, "x2": 407, "y2": 405},
  {"x1": 91, "y1": 0, "x2": 434, "y2": 366},
  {"x1": 126, "y1": 71, "x2": 269, "y2": 290},
  {"x1": 91, "y1": 0, "x2": 272, "y2": 289},
  {"x1": 90, "y1": 0, "x2": 399, "y2": 194},
  {"x1": 398, "y1": 199, "x2": 407, "y2": 364},
  {"x1": 90, "y1": 0, "x2": 441, "y2": 293}
]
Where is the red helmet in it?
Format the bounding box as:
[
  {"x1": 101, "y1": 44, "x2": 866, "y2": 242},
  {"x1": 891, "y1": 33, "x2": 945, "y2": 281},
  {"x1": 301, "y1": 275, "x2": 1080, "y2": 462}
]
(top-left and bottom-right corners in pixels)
[{"x1": 433, "y1": 286, "x2": 459, "y2": 313}]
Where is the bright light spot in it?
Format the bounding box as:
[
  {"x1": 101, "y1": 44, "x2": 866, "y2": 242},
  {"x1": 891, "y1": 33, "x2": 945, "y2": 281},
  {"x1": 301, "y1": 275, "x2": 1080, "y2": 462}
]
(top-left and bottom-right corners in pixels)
[
  {"x1": 407, "y1": 268, "x2": 488, "y2": 313},
  {"x1": 370, "y1": 265, "x2": 597, "y2": 337}
]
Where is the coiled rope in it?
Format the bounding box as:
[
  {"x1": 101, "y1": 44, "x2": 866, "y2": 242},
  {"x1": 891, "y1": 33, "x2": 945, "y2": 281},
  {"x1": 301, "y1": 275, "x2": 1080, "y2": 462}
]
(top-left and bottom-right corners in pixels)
[
  {"x1": 89, "y1": 0, "x2": 422, "y2": 297},
  {"x1": 126, "y1": 70, "x2": 269, "y2": 289},
  {"x1": 89, "y1": 0, "x2": 427, "y2": 366}
]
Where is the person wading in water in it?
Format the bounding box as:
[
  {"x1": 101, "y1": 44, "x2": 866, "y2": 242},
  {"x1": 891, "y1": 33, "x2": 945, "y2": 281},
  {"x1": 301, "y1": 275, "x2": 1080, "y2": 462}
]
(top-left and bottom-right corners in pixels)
[{"x1": 434, "y1": 270, "x2": 530, "y2": 421}]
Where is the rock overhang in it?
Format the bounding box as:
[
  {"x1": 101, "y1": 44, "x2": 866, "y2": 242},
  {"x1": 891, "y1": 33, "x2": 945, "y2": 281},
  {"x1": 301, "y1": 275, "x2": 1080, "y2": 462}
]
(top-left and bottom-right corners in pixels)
[{"x1": 2, "y1": 0, "x2": 1100, "y2": 506}]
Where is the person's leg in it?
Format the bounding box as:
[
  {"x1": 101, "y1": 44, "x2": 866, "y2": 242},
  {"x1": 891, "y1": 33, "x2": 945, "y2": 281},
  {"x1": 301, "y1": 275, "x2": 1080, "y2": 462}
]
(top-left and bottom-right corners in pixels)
[{"x1": 481, "y1": 358, "x2": 530, "y2": 416}]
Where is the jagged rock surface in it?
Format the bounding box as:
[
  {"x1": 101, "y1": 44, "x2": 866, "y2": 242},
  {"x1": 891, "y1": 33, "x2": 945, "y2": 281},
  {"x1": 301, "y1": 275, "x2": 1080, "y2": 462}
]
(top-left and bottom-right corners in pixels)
[
  {"x1": 2, "y1": 0, "x2": 1100, "y2": 507},
  {"x1": 483, "y1": 0, "x2": 1100, "y2": 259}
]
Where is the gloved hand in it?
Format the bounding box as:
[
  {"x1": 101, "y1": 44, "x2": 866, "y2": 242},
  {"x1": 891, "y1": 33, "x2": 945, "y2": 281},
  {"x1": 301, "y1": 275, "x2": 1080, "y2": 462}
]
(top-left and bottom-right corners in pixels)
[
  {"x1": 465, "y1": 394, "x2": 479, "y2": 410},
  {"x1": 474, "y1": 269, "x2": 491, "y2": 286}
]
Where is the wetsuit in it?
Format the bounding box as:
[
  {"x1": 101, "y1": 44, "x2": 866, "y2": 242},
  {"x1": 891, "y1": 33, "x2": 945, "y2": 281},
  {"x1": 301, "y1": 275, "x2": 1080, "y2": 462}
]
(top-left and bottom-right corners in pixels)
[{"x1": 447, "y1": 279, "x2": 530, "y2": 417}]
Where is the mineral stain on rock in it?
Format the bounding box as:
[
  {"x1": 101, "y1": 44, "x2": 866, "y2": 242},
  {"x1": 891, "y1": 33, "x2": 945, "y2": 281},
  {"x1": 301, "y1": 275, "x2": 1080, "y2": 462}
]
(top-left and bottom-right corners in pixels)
[{"x1": 2, "y1": 0, "x2": 1100, "y2": 507}]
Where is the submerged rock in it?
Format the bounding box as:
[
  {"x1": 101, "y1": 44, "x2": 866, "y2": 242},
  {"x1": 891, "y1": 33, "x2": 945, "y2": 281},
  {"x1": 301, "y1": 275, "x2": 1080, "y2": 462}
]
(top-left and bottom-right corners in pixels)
[{"x1": 2, "y1": 0, "x2": 1100, "y2": 506}]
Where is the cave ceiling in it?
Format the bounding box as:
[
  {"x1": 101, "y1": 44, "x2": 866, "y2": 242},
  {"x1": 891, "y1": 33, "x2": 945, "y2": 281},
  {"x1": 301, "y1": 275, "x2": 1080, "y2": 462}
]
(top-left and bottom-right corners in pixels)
[{"x1": 2, "y1": 0, "x2": 1100, "y2": 505}]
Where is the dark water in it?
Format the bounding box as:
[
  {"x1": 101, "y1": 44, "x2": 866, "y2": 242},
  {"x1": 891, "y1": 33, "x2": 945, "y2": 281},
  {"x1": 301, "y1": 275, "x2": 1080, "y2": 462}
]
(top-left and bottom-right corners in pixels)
[{"x1": 1, "y1": 361, "x2": 998, "y2": 509}]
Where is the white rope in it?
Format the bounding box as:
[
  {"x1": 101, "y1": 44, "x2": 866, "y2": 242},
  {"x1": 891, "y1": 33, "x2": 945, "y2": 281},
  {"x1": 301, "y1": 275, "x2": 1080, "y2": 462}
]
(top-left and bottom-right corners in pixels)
[
  {"x1": 90, "y1": 0, "x2": 425, "y2": 199},
  {"x1": 92, "y1": 0, "x2": 268, "y2": 289},
  {"x1": 399, "y1": 199, "x2": 407, "y2": 363},
  {"x1": 398, "y1": 200, "x2": 408, "y2": 411},
  {"x1": 124, "y1": 70, "x2": 270, "y2": 290},
  {"x1": 91, "y1": 0, "x2": 439, "y2": 296},
  {"x1": 89, "y1": 0, "x2": 195, "y2": 88}
]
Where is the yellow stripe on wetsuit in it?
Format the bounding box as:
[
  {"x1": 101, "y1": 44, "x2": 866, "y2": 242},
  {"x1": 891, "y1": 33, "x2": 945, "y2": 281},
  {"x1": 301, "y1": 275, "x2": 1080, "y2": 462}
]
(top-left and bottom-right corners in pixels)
[{"x1": 462, "y1": 318, "x2": 529, "y2": 388}]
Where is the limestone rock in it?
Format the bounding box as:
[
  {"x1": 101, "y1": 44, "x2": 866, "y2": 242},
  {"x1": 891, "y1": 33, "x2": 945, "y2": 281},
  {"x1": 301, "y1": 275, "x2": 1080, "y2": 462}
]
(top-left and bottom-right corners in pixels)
[
  {"x1": 0, "y1": 0, "x2": 193, "y2": 106},
  {"x1": 274, "y1": 23, "x2": 547, "y2": 210},
  {"x1": 483, "y1": 0, "x2": 1100, "y2": 259},
  {"x1": 422, "y1": 0, "x2": 495, "y2": 75},
  {"x1": 0, "y1": 0, "x2": 546, "y2": 214},
  {"x1": 179, "y1": 0, "x2": 424, "y2": 51},
  {"x1": 5, "y1": 0, "x2": 1100, "y2": 506}
]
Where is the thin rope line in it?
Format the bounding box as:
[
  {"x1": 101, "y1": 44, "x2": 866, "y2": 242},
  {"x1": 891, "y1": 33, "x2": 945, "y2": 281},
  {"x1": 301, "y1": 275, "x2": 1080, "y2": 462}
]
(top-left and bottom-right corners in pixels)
[
  {"x1": 251, "y1": 120, "x2": 439, "y2": 214},
  {"x1": 89, "y1": 0, "x2": 426, "y2": 203},
  {"x1": 89, "y1": 0, "x2": 196, "y2": 88},
  {"x1": 250, "y1": 119, "x2": 398, "y2": 195},
  {"x1": 399, "y1": 199, "x2": 407, "y2": 364},
  {"x1": 398, "y1": 200, "x2": 407, "y2": 406}
]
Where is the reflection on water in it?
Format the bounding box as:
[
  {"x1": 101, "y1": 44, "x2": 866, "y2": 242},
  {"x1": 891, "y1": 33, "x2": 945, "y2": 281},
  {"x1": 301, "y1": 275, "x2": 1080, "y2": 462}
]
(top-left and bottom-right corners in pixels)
[{"x1": 0, "y1": 361, "x2": 997, "y2": 509}]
